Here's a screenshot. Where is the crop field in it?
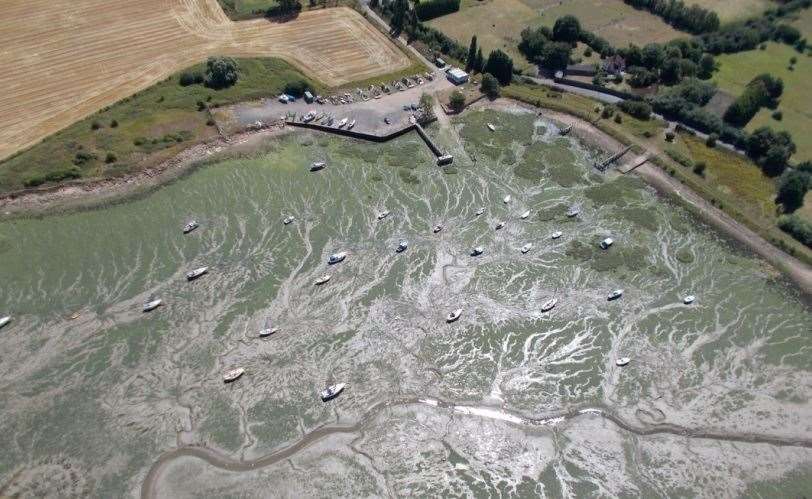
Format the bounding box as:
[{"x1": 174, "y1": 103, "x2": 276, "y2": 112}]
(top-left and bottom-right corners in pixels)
[
  {"x1": 428, "y1": 0, "x2": 683, "y2": 68},
  {"x1": 0, "y1": 0, "x2": 410, "y2": 162},
  {"x1": 713, "y1": 43, "x2": 812, "y2": 162}
]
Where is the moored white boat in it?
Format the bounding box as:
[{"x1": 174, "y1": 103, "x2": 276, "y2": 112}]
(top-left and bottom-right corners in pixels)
[
  {"x1": 520, "y1": 210, "x2": 530, "y2": 219},
  {"x1": 283, "y1": 215, "x2": 295, "y2": 225},
  {"x1": 377, "y1": 210, "x2": 390, "y2": 220},
  {"x1": 337, "y1": 118, "x2": 348, "y2": 128},
  {"x1": 503, "y1": 195, "x2": 511, "y2": 204},
  {"x1": 223, "y1": 368, "x2": 245, "y2": 383},
  {"x1": 495, "y1": 222, "x2": 505, "y2": 230},
  {"x1": 471, "y1": 246, "x2": 484, "y2": 256},
  {"x1": 320, "y1": 382, "x2": 346, "y2": 401},
  {"x1": 0, "y1": 316, "x2": 10, "y2": 329},
  {"x1": 475, "y1": 207, "x2": 485, "y2": 216},
  {"x1": 446, "y1": 308, "x2": 462, "y2": 322},
  {"x1": 551, "y1": 231, "x2": 563, "y2": 239},
  {"x1": 616, "y1": 357, "x2": 631, "y2": 366},
  {"x1": 521, "y1": 243, "x2": 532, "y2": 254},
  {"x1": 541, "y1": 298, "x2": 557, "y2": 312},
  {"x1": 183, "y1": 221, "x2": 199, "y2": 234},
  {"x1": 142, "y1": 299, "x2": 162, "y2": 312},
  {"x1": 310, "y1": 161, "x2": 326, "y2": 171},
  {"x1": 600, "y1": 237, "x2": 614, "y2": 249},
  {"x1": 347, "y1": 119, "x2": 356, "y2": 129},
  {"x1": 328, "y1": 251, "x2": 347, "y2": 264},
  {"x1": 259, "y1": 327, "x2": 278, "y2": 337},
  {"x1": 566, "y1": 206, "x2": 580, "y2": 217},
  {"x1": 433, "y1": 224, "x2": 443, "y2": 233},
  {"x1": 487, "y1": 123, "x2": 496, "y2": 131},
  {"x1": 396, "y1": 240, "x2": 408, "y2": 253},
  {"x1": 608, "y1": 289, "x2": 624, "y2": 300},
  {"x1": 315, "y1": 274, "x2": 331, "y2": 285},
  {"x1": 186, "y1": 267, "x2": 208, "y2": 281},
  {"x1": 683, "y1": 295, "x2": 696, "y2": 304}
]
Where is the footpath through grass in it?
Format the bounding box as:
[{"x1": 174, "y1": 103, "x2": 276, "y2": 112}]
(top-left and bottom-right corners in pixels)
[{"x1": 504, "y1": 83, "x2": 812, "y2": 264}]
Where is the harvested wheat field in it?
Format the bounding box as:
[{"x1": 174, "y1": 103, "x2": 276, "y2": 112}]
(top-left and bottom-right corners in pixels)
[{"x1": 0, "y1": 0, "x2": 410, "y2": 161}]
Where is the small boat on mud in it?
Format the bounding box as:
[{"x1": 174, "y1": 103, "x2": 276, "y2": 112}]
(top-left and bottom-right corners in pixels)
[
  {"x1": 520, "y1": 210, "x2": 530, "y2": 219},
  {"x1": 541, "y1": 298, "x2": 557, "y2": 312},
  {"x1": 183, "y1": 221, "x2": 199, "y2": 234},
  {"x1": 521, "y1": 243, "x2": 532, "y2": 254},
  {"x1": 600, "y1": 237, "x2": 614, "y2": 249},
  {"x1": 377, "y1": 210, "x2": 390, "y2": 220},
  {"x1": 320, "y1": 382, "x2": 346, "y2": 401},
  {"x1": 616, "y1": 357, "x2": 631, "y2": 367},
  {"x1": 328, "y1": 251, "x2": 347, "y2": 265},
  {"x1": 446, "y1": 308, "x2": 462, "y2": 322},
  {"x1": 607, "y1": 289, "x2": 624, "y2": 301},
  {"x1": 487, "y1": 123, "x2": 496, "y2": 131},
  {"x1": 142, "y1": 298, "x2": 162, "y2": 312},
  {"x1": 433, "y1": 224, "x2": 443, "y2": 233},
  {"x1": 475, "y1": 207, "x2": 485, "y2": 216},
  {"x1": 0, "y1": 316, "x2": 10, "y2": 329},
  {"x1": 223, "y1": 368, "x2": 245, "y2": 383},
  {"x1": 283, "y1": 215, "x2": 295, "y2": 225},
  {"x1": 315, "y1": 274, "x2": 332, "y2": 285},
  {"x1": 683, "y1": 295, "x2": 696, "y2": 304},
  {"x1": 495, "y1": 222, "x2": 505, "y2": 230},
  {"x1": 186, "y1": 267, "x2": 208, "y2": 281},
  {"x1": 396, "y1": 240, "x2": 409, "y2": 253},
  {"x1": 551, "y1": 231, "x2": 563, "y2": 239},
  {"x1": 259, "y1": 327, "x2": 278, "y2": 338},
  {"x1": 566, "y1": 206, "x2": 580, "y2": 217},
  {"x1": 310, "y1": 161, "x2": 326, "y2": 171},
  {"x1": 503, "y1": 195, "x2": 511, "y2": 204},
  {"x1": 337, "y1": 118, "x2": 348, "y2": 128},
  {"x1": 347, "y1": 120, "x2": 356, "y2": 130},
  {"x1": 471, "y1": 246, "x2": 484, "y2": 256}
]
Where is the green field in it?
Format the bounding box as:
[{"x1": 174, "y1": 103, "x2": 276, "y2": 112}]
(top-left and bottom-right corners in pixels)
[
  {"x1": 0, "y1": 59, "x2": 323, "y2": 193},
  {"x1": 713, "y1": 42, "x2": 812, "y2": 163},
  {"x1": 217, "y1": 0, "x2": 278, "y2": 19},
  {"x1": 428, "y1": 0, "x2": 683, "y2": 70},
  {"x1": 688, "y1": 0, "x2": 772, "y2": 23}
]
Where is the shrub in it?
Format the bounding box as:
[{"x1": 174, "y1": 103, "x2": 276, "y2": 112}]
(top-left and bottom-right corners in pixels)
[
  {"x1": 776, "y1": 170, "x2": 811, "y2": 212},
  {"x1": 105, "y1": 152, "x2": 117, "y2": 164},
  {"x1": 480, "y1": 73, "x2": 500, "y2": 99},
  {"x1": 601, "y1": 105, "x2": 615, "y2": 119},
  {"x1": 772, "y1": 110, "x2": 783, "y2": 121},
  {"x1": 584, "y1": 48, "x2": 592, "y2": 57},
  {"x1": 665, "y1": 131, "x2": 676, "y2": 142},
  {"x1": 449, "y1": 90, "x2": 465, "y2": 112},
  {"x1": 777, "y1": 214, "x2": 812, "y2": 247},
  {"x1": 204, "y1": 57, "x2": 239, "y2": 90},
  {"x1": 484, "y1": 49, "x2": 514, "y2": 85},
  {"x1": 642, "y1": 130, "x2": 653, "y2": 138},
  {"x1": 666, "y1": 149, "x2": 693, "y2": 167},
  {"x1": 90, "y1": 120, "x2": 101, "y2": 130},
  {"x1": 206, "y1": 118, "x2": 216, "y2": 126},
  {"x1": 110, "y1": 119, "x2": 118, "y2": 128},
  {"x1": 723, "y1": 74, "x2": 783, "y2": 127},
  {"x1": 283, "y1": 79, "x2": 311, "y2": 98},
  {"x1": 196, "y1": 100, "x2": 206, "y2": 111},
  {"x1": 619, "y1": 100, "x2": 652, "y2": 120},
  {"x1": 614, "y1": 113, "x2": 622, "y2": 123},
  {"x1": 706, "y1": 133, "x2": 718, "y2": 147},
  {"x1": 179, "y1": 71, "x2": 204, "y2": 86},
  {"x1": 693, "y1": 161, "x2": 706, "y2": 176},
  {"x1": 73, "y1": 151, "x2": 96, "y2": 166}
]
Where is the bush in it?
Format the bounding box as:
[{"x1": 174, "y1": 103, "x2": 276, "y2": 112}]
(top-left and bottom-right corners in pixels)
[
  {"x1": 777, "y1": 214, "x2": 812, "y2": 247},
  {"x1": 24, "y1": 167, "x2": 82, "y2": 188},
  {"x1": 480, "y1": 73, "x2": 500, "y2": 99},
  {"x1": 622, "y1": 0, "x2": 719, "y2": 34},
  {"x1": 666, "y1": 149, "x2": 693, "y2": 167},
  {"x1": 552, "y1": 15, "x2": 581, "y2": 43},
  {"x1": 204, "y1": 57, "x2": 239, "y2": 90},
  {"x1": 206, "y1": 118, "x2": 216, "y2": 126},
  {"x1": 601, "y1": 105, "x2": 615, "y2": 119},
  {"x1": 73, "y1": 151, "x2": 96, "y2": 166},
  {"x1": 619, "y1": 100, "x2": 652, "y2": 120},
  {"x1": 179, "y1": 71, "x2": 204, "y2": 86},
  {"x1": 414, "y1": 0, "x2": 460, "y2": 21},
  {"x1": 484, "y1": 49, "x2": 514, "y2": 85},
  {"x1": 723, "y1": 74, "x2": 783, "y2": 127},
  {"x1": 706, "y1": 133, "x2": 718, "y2": 147},
  {"x1": 449, "y1": 90, "x2": 465, "y2": 112},
  {"x1": 90, "y1": 120, "x2": 101, "y2": 130},
  {"x1": 283, "y1": 79, "x2": 311, "y2": 98},
  {"x1": 105, "y1": 152, "x2": 117, "y2": 164},
  {"x1": 693, "y1": 161, "x2": 706, "y2": 176},
  {"x1": 110, "y1": 119, "x2": 118, "y2": 128},
  {"x1": 665, "y1": 131, "x2": 676, "y2": 142},
  {"x1": 772, "y1": 110, "x2": 783, "y2": 121},
  {"x1": 776, "y1": 170, "x2": 810, "y2": 212},
  {"x1": 614, "y1": 113, "x2": 622, "y2": 123},
  {"x1": 584, "y1": 48, "x2": 592, "y2": 57}
]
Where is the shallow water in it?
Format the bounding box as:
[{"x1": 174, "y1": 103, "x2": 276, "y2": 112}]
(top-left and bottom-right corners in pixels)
[{"x1": 0, "y1": 108, "x2": 809, "y2": 497}]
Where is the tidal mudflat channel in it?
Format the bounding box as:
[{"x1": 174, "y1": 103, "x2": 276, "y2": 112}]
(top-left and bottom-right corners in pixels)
[{"x1": 0, "y1": 108, "x2": 809, "y2": 497}]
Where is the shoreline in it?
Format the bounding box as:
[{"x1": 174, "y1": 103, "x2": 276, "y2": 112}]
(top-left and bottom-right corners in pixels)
[{"x1": 1, "y1": 99, "x2": 809, "y2": 295}]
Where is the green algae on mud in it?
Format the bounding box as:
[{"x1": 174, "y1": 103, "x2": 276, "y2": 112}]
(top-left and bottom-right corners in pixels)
[{"x1": 0, "y1": 108, "x2": 810, "y2": 497}]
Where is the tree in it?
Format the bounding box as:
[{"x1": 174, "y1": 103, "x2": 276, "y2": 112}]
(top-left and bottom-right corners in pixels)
[
  {"x1": 552, "y1": 15, "x2": 581, "y2": 43},
  {"x1": 480, "y1": 73, "x2": 500, "y2": 98},
  {"x1": 778, "y1": 215, "x2": 812, "y2": 247},
  {"x1": 698, "y1": 53, "x2": 715, "y2": 79},
  {"x1": 641, "y1": 43, "x2": 665, "y2": 70},
  {"x1": 474, "y1": 48, "x2": 484, "y2": 73},
  {"x1": 539, "y1": 42, "x2": 571, "y2": 71},
  {"x1": 484, "y1": 49, "x2": 514, "y2": 86},
  {"x1": 660, "y1": 58, "x2": 682, "y2": 85},
  {"x1": 270, "y1": 0, "x2": 301, "y2": 15},
  {"x1": 776, "y1": 171, "x2": 811, "y2": 212},
  {"x1": 390, "y1": 0, "x2": 409, "y2": 34},
  {"x1": 449, "y1": 90, "x2": 465, "y2": 112},
  {"x1": 466, "y1": 36, "x2": 478, "y2": 71},
  {"x1": 798, "y1": 161, "x2": 812, "y2": 174},
  {"x1": 761, "y1": 145, "x2": 791, "y2": 176},
  {"x1": 205, "y1": 57, "x2": 238, "y2": 89},
  {"x1": 693, "y1": 161, "x2": 706, "y2": 176}
]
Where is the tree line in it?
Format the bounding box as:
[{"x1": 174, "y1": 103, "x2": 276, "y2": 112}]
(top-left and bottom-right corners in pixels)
[
  {"x1": 414, "y1": 0, "x2": 460, "y2": 21},
  {"x1": 623, "y1": 0, "x2": 719, "y2": 34}
]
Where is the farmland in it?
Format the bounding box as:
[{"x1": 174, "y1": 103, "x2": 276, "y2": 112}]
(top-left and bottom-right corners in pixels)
[
  {"x1": 713, "y1": 42, "x2": 812, "y2": 162},
  {"x1": 0, "y1": 0, "x2": 410, "y2": 163},
  {"x1": 688, "y1": 0, "x2": 772, "y2": 23},
  {"x1": 428, "y1": 0, "x2": 683, "y2": 69}
]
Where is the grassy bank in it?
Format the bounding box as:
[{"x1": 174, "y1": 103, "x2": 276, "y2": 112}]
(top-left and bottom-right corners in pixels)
[
  {"x1": 504, "y1": 82, "x2": 812, "y2": 265},
  {"x1": 217, "y1": 0, "x2": 357, "y2": 20}
]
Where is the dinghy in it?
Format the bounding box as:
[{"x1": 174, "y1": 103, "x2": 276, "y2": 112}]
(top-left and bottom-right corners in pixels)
[
  {"x1": 310, "y1": 161, "x2": 326, "y2": 171},
  {"x1": 446, "y1": 308, "x2": 463, "y2": 322},
  {"x1": 520, "y1": 210, "x2": 530, "y2": 219},
  {"x1": 471, "y1": 246, "x2": 484, "y2": 256},
  {"x1": 259, "y1": 327, "x2": 278, "y2": 337},
  {"x1": 600, "y1": 237, "x2": 614, "y2": 249},
  {"x1": 183, "y1": 221, "x2": 199, "y2": 234},
  {"x1": 320, "y1": 383, "x2": 346, "y2": 401},
  {"x1": 503, "y1": 195, "x2": 511, "y2": 204},
  {"x1": 495, "y1": 222, "x2": 505, "y2": 230},
  {"x1": 223, "y1": 368, "x2": 245, "y2": 383},
  {"x1": 683, "y1": 295, "x2": 695, "y2": 304},
  {"x1": 186, "y1": 267, "x2": 208, "y2": 281},
  {"x1": 328, "y1": 251, "x2": 347, "y2": 264},
  {"x1": 433, "y1": 224, "x2": 443, "y2": 233},
  {"x1": 283, "y1": 215, "x2": 295, "y2": 225},
  {"x1": 475, "y1": 207, "x2": 485, "y2": 216},
  {"x1": 396, "y1": 240, "x2": 409, "y2": 253},
  {"x1": 551, "y1": 231, "x2": 563, "y2": 239},
  {"x1": 0, "y1": 316, "x2": 10, "y2": 329},
  {"x1": 521, "y1": 243, "x2": 532, "y2": 254},
  {"x1": 142, "y1": 299, "x2": 162, "y2": 312},
  {"x1": 566, "y1": 206, "x2": 580, "y2": 217},
  {"x1": 607, "y1": 289, "x2": 624, "y2": 301},
  {"x1": 337, "y1": 118, "x2": 348, "y2": 128},
  {"x1": 377, "y1": 210, "x2": 390, "y2": 220},
  {"x1": 616, "y1": 357, "x2": 631, "y2": 367},
  {"x1": 541, "y1": 298, "x2": 557, "y2": 312},
  {"x1": 347, "y1": 120, "x2": 356, "y2": 130},
  {"x1": 487, "y1": 123, "x2": 496, "y2": 131},
  {"x1": 315, "y1": 274, "x2": 331, "y2": 285}
]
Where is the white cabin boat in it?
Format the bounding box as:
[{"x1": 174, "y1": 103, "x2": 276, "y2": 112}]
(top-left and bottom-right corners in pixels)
[
  {"x1": 223, "y1": 368, "x2": 245, "y2": 382},
  {"x1": 310, "y1": 161, "x2": 326, "y2": 171},
  {"x1": 143, "y1": 299, "x2": 162, "y2": 312},
  {"x1": 503, "y1": 195, "x2": 511, "y2": 204},
  {"x1": 521, "y1": 243, "x2": 532, "y2": 254},
  {"x1": 616, "y1": 357, "x2": 631, "y2": 367},
  {"x1": 315, "y1": 274, "x2": 331, "y2": 285},
  {"x1": 520, "y1": 210, "x2": 530, "y2": 219},
  {"x1": 551, "y1": 231, "x2": 563, "y2": 239},
  {"x1": 683, "y1": 295, "x2": 696, "y2": 304},
  {"x1": 186, "y1": 267, "x2": 208, "y2": 281},
  {"x1": 347, "y1": 120, "x2": 356, "y2": 129},
  {"x1": 471, "y1": 246, "x2": 484, "y2": 256},
  {"x1": 259, "y1": 327, "x2": 278, "y2": 337},
  {"x1": 433, "y1": 224, "x2": 443, "y2": 233},
  {"x1": 377, "y1": 210, "x2": 390, "y2": 220},
  {"x1": 566, "y1": 206, "x2": 580, "y2": 217},
  {"x1": 328, "y1": 251, "x2": 347, "y2": 265},
  {"x1": 446, "y1": 308, "x2": 463, "y2": 322},
  {"x1": 283, "y1": 215, "x2": 295, "y2": 225},
  {"x1": 541, "y1": 298, "x2": 557, "y2": 312},
  {"x1": 600, "y1": 237, "x2": 614, "y2": 249},
  {"x1": 337, "y1": 118, "x2": 348, "y2": 128},
  {"x1": 396, "y1": 240, "x2": 409, "y2": 253},
  {"x1": 487, "y1": 123, "x2": 496, "y2": 131},
  {"x1": 0, "y1": 316, "x2": 10, "y2": 329},
  {"x1": 183, "y1": 221, "x2": 199, "y2": 234},
  {"x1": 608, "y1": 289, "x2": 624, "y2": 301},
  {"x1": 320, "y1": 383, "x2": 345, "y2": 401}
]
